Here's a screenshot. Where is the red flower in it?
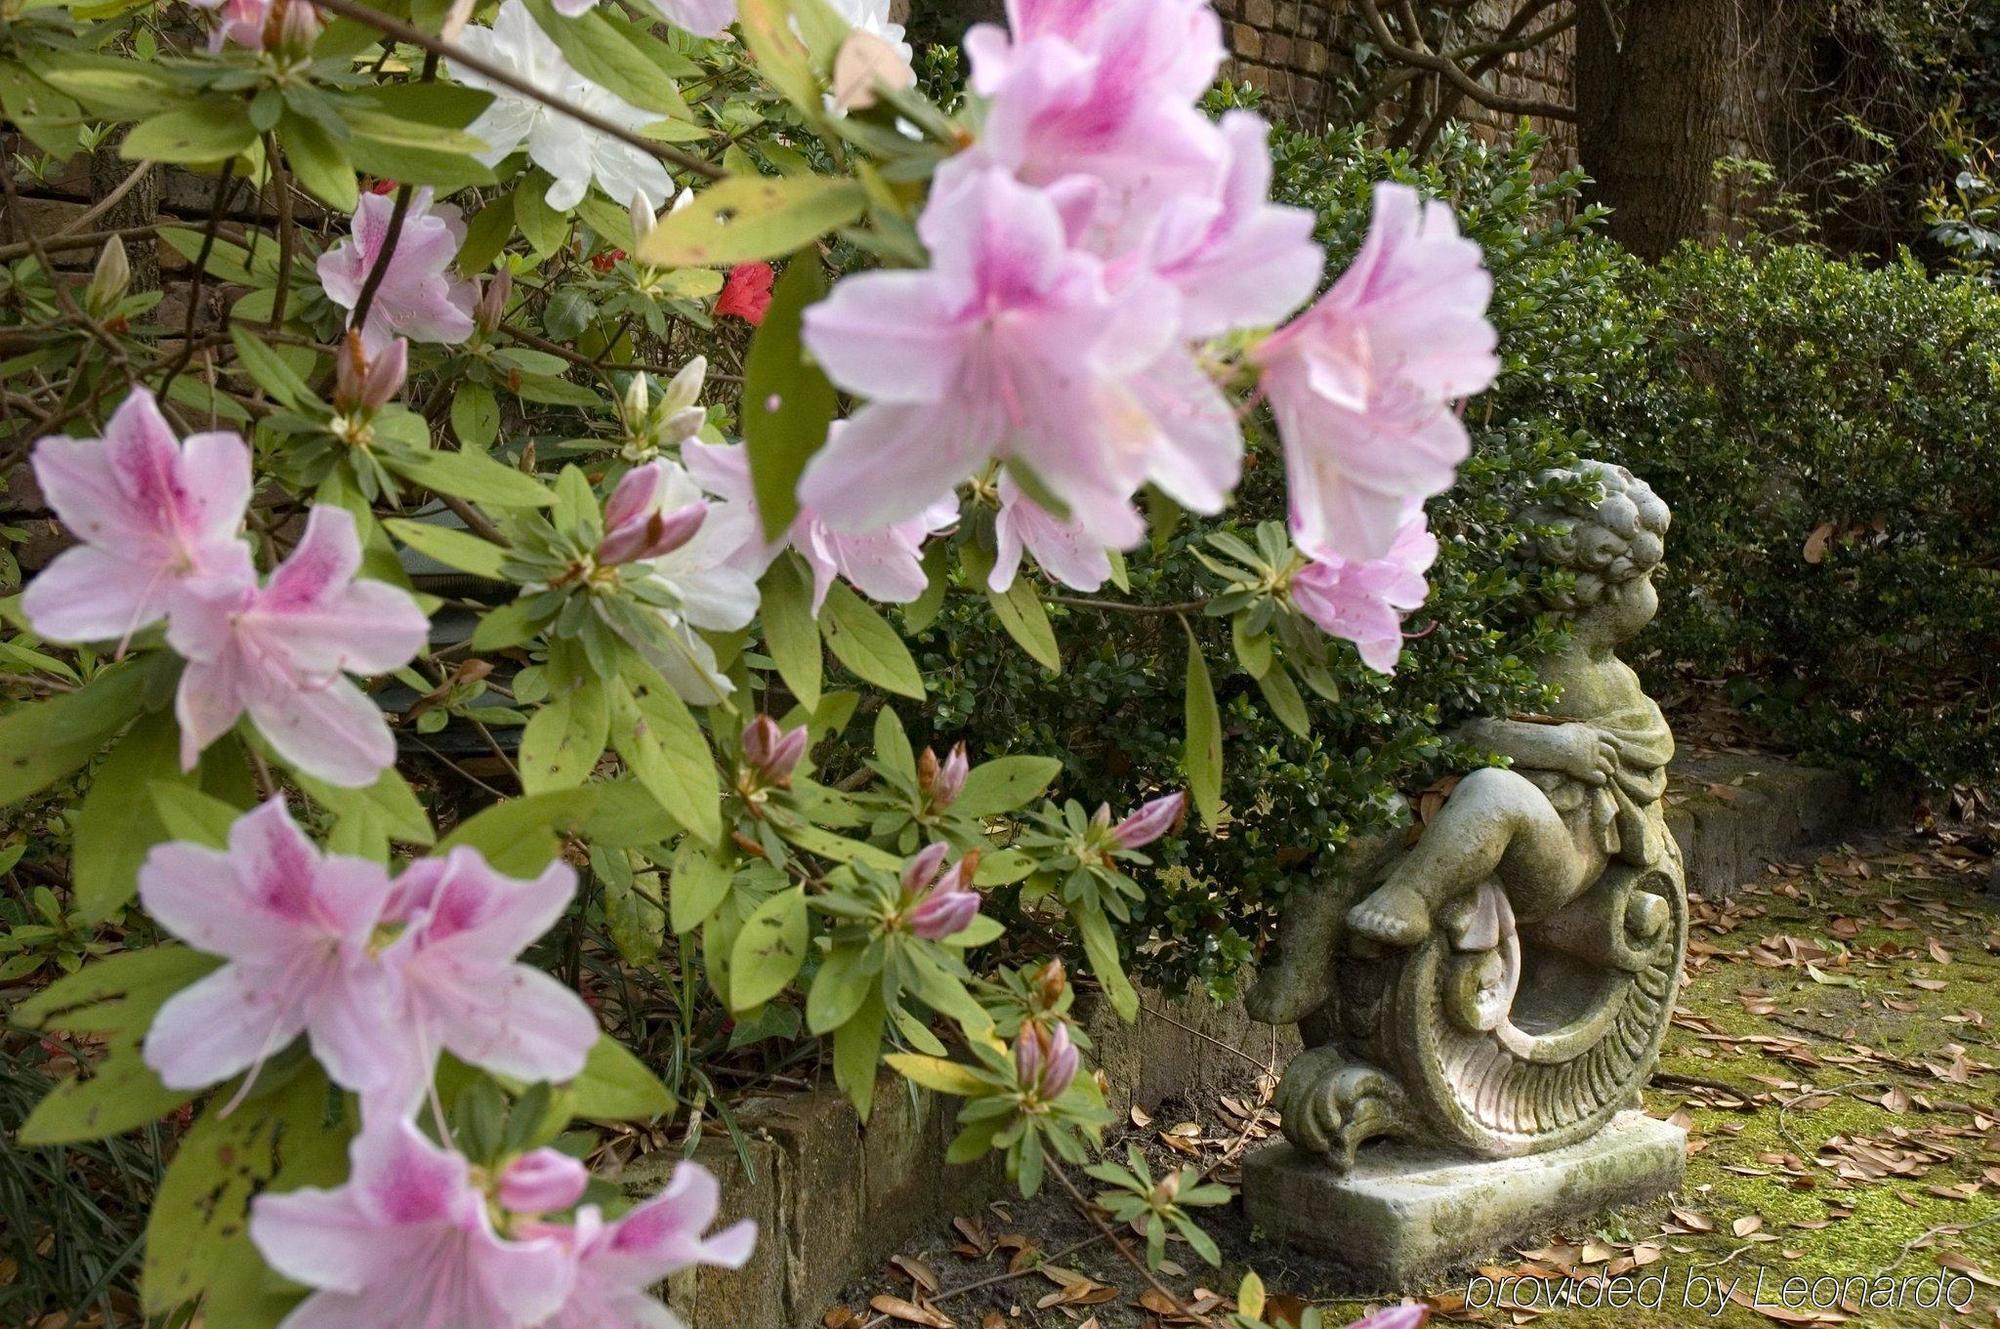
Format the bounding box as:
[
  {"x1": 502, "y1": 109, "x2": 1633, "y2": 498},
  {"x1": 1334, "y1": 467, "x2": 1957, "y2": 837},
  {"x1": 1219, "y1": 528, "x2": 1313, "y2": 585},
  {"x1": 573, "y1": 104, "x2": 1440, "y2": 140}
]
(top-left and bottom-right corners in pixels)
[
  {"x1": 591, "y1": 248, "x2": 625, "y2": 273},
  {"x1": 716, "y1": 262, "x2": 776, "y2": 325},
  {"x1": 366, "y1": 178, "x2": 399, "y2": 195}
]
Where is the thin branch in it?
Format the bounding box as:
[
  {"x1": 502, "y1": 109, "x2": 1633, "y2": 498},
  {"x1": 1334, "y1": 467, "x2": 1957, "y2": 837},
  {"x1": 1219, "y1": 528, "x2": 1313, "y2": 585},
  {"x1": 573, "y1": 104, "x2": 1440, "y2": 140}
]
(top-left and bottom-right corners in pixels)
[
  {"x1": 1356, "y1": 0, "x2": 1579, "y2": 121},
  {"x1": 57, "y1": 161, "x2": 155, "y2": 237},
  {"x1": 265, "y1": 134, "x2": 297, "y2": 330},
  {"x1": 305, "y1": 0, "x2": 725, "y2": 180},
  {"x1": 157, "y1": 162, "x2": 241, "y2": 398}
]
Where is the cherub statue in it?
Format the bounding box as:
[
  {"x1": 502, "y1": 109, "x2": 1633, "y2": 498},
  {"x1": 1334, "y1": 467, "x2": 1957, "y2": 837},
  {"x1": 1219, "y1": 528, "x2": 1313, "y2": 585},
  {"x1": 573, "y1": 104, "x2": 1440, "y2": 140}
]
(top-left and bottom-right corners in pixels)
[
  {"x1": 1347, "y1": 462, "x2": 1675, "y2": 951},
  {"x1": 1250, "y1": 462, "x2": 1687, "y2": 1168}
]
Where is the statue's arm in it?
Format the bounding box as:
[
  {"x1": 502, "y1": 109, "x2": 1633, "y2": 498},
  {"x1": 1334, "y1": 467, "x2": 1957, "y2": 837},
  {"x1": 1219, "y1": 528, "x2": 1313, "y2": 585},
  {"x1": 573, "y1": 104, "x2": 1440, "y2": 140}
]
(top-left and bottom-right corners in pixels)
[{"x1": 1460, "y1": 717, "x2": 1600, "y2": 777}]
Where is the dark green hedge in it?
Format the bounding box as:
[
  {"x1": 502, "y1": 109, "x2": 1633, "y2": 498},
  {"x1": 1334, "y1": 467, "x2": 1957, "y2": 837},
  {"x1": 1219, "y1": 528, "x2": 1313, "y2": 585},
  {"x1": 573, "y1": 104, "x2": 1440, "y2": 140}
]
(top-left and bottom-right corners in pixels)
[{"x1": 1593, "y1": 244, "x2": 2000, "y2": 789}]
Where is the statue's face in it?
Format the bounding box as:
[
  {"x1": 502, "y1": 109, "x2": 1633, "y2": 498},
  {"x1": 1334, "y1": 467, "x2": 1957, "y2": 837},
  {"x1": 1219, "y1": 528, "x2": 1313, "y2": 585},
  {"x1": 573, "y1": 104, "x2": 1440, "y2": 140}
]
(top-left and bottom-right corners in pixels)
[{"x1": 1577, "y1": 572, "x2": 1658, "y2": 643}]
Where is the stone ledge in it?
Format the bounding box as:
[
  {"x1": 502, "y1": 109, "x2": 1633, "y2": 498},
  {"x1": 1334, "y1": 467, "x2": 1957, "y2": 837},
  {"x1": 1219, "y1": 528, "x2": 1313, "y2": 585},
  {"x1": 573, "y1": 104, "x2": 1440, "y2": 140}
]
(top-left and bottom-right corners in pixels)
[{"x1": 1241, "y1": 1112, "x2": 1687, "y2": 1290}]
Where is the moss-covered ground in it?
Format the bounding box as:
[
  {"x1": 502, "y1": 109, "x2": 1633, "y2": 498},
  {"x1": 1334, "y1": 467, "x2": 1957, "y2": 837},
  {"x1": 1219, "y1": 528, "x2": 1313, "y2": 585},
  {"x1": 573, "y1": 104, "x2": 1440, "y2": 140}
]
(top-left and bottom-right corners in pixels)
[{"x1": 827, "y1": 837, "x2": 2000, "y2": 1329}]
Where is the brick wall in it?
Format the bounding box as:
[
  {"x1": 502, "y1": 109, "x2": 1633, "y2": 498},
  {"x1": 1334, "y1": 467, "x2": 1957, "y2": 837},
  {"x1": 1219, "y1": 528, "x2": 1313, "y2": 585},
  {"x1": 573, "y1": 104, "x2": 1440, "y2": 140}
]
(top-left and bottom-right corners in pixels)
[{"x1": 1215, "y1": 0, "x2": 1578, "y2": 168}]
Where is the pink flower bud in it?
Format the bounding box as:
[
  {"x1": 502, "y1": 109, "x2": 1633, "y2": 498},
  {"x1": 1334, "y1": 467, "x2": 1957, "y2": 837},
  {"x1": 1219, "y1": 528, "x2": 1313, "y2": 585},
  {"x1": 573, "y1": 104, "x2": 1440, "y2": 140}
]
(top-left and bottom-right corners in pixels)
[
  {"x1": 1112, "y1": 791, "x2": 1187, "y2": 849},
  {"x1": 1014, "y1": 1021, "x2": 1077, "y2": 1099},
  {"x1": 273, "y1": 0, "x2": 320, "y2": 51},
  {"x1": 474, "y1": 268, "x2": 512, "y2": 334},
  {"x1": 597, "y1": 499, "x2": 707, "y2": 567},
  {"x1": 906, "y1": 853, "x2": 980, "y2": 941},
  {"x1": 1350, "y1": 1307, "x2": 1428, "y2": 1329},
  {"x1": 497, "y1": 1148, "x2": 589, "y2": 1215},
  {"x1": 934, "y1": 743, "x2": 969, "y2": 809},
  {"x1": 602, "y1": 462, "x2": 663, "y2": 534},
  {"x1": 899, "y1": 841, "x2": 949, "y2": 896},
  {"x1": 741, "y1": 715, "x2": 808, "y2": 786}
]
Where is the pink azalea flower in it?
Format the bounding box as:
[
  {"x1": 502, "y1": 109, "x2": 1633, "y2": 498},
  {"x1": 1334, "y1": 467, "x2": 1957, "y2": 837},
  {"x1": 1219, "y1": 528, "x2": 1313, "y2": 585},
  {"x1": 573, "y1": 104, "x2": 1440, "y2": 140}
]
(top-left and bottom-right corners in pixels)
[
  {"x1": 188, "y1": 0, "x2": 271, "y2": 49},
  {"x1": 22, "y1": 387, "x2": 250, "y2": 648},
  {"x1": 595, "y1": 462, "x2": 709, "y2": 568},
  {"x1": 684, "y1": 439, "x2": 957, "y2": 613},
  {"x1": 1145, "y1": 111, "x2": 1323, "y2": 339},
  {"x1": 1288, "y1": 514, "x2": 1439, "y2": 673},
  {"x1": 1252, "y1": 183, "x2": 1498, "y2": 561},
  {"x1": 168, "y1": 506, "x2": 429, "y2": 788},
  {"x1": 497, "y1": 1148, "x2": 590, "y2": 1215},
  {"x1": 374, "y1": 847, "x2": 599, "y2": 1113},
  {"x1": 140, "y1": 798, "x2": 402, "y2": 1099},
  {"x1": 318, "y1": 188, "x2": 478, "y2": 357},
  {"x1": 715, "y1": 262, "x2": 775, "y2": 324},
  {"x1": 535, "y1": 1161, "x2": 756, "y2": 1329},
  {"x1": 798, "y1": 166, "x2": 1174, "y2": 546},
  {"x1": 1349, "y1": 1307, "x2": 1428, "y2": 1329},
  {"x1": 963, "y1": 0, "x2": 1226, "y2": 224},
  {"x1": 251, "y1": 1122, "x2": 574, "y2": 1329},
  {"x1": 1111, "y1": 790, "x2": 1187, "y2": 849},
  {"x1": 989, "y1": 473, "x2": 1108, "y2": 594}
]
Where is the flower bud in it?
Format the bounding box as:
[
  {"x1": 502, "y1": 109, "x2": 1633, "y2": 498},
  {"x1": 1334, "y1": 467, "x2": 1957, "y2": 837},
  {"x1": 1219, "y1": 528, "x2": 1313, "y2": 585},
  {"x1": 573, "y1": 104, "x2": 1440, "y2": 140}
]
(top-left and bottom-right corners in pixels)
[
  {"x1": 629, "y1": 191, "x2": 657, "y2": 246},
  {"x1": 474, "y1": 267, "x2": 511, "y2": 334},
  {"x1": 597, "y1": 499, "x2": 706, "y2": 567},
  {"x1": 497, "y1": 1148, "x2": 589, "y2": 1215},
  {"x1": 622, "y1": 372, "x2": 651, "y2": 426},
  {"x1": 273, "y1": 0, "x2": 320, "y2": 53},
  {"x1": 906, "y1": 852, "x2": 979, "y2": 941},
  {"x1": 1112, "y1": 791, "x2": 1187, "y2": 849},
  {"x1": 899, "y1": 841, "x2": 949, "y2": 896},
  {"x1": 659, "y1": 356, "x2": 707, "y2": 417},
  {"x1": 335, "y1": 334, "x2": 408, "y2": 417},
  {"x1": 1014, "y1": 1021, "x2": 1077, "y2": 1100},
  {"x1": 742, "y1": 714, "x2": 808, "y2": 787},
  {"x1": 85, "y1": 235, "x2": 129, "y2": 317},
  {"x1": 1031, "y1": 958, "x2": 1067, "y2": 1008},
  {"x1": 920, "y1": 743, "x2": 968, "y2": 811}
]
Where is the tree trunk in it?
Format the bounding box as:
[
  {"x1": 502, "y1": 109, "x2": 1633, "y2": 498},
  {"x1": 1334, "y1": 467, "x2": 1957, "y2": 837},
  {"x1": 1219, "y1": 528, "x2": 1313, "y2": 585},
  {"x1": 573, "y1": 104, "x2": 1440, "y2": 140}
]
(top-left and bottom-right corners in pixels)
[{"x1": 1577, "y1": 0, "x2": 1758, "y2": 260}]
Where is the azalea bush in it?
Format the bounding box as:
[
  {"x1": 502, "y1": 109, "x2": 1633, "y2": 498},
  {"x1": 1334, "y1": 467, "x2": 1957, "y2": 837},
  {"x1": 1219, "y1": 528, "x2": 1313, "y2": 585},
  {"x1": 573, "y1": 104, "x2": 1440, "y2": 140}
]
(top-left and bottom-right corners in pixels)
[{"x1": 0, "y1": 0, "x2": 1503, "y2": 1322}]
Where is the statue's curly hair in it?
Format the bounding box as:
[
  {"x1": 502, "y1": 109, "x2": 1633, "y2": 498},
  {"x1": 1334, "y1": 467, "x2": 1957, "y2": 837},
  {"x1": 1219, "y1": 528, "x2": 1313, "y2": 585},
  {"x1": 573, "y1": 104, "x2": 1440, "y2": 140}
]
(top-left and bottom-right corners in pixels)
[{"x1": 1531, "y1": 461, "x2": 1670, "y2": 612}]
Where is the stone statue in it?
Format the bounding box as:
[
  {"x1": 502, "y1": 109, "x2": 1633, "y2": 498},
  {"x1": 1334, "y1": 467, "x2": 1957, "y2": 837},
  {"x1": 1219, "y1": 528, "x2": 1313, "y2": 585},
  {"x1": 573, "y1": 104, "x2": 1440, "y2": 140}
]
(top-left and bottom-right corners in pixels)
[{"x1": 1248, "y1": 462, "x2": 1687, "y2": 1170}]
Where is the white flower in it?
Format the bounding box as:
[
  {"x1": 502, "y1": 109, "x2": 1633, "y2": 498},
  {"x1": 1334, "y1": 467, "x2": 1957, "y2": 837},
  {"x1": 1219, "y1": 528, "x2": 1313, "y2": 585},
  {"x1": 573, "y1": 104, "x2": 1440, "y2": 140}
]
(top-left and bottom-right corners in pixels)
[
  {"x1": 628, "y1": 460, "x2": 761, "y2": 704},
  {"x1": 828, "y1": 0, "x2": 910, "y2": 67},
  {"x1": 450, "y1": 0, "x2": 673, "y2": 213}
]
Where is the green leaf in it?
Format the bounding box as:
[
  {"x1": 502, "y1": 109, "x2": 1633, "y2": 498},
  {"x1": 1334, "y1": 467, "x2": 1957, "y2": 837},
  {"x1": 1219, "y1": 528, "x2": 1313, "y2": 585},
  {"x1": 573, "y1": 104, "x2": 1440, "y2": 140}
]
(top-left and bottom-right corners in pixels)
[
  {"x1": 451, "y1": 383, "x2": 501, "y2": 449},
  {"x1": 457, "y1": 196, "x2": 516, "y2": 274},
  {"x1": 16, "y1": 947, "x2": 220, "y2": 1145},
  {"x1": 121, "y1": 100, "x2": 256, "y2": 164},
  {"x1": 142, "y1": 1066, "x2": 349, "y2": 1314},
  {"x1": 633, "y1": 175, "x2": 868, "y2": 268},
  {"x1": 759, "y1": 551, "x2": 823, "y2": 709},
  {"x1": 884, "y1": 1053, "x2": 991, "y2": 1097},
  {"x1": 1075, "y1": 902, "x2": 1138, "y2": 1023},
  {"x1": 514, "y1": 177, "x2": 570, "y2": 255},
  {"x1": 593, "y1": 846, "x2": 662, "y2": 965},
  {"x1": 0, "y1": 659, "x2": 155, "y2": 808},
  {"x1": 610, "y1": 665, "x2": 721, "y2": 846},
  {"x1": 294, "y1": 765, "x2": 436, "y2": 847},
  {"x1": 669, "y1": 839, "x2": 734, "y2": 934},
  {"x1": 952, "y1": 756, "x2": 1064, "y2": 818},
  {"x1": 383, "y1": 448, "x2": 552, "y2": 508},
  {"x1": 73, "y1": 711, "x2": 183, "y2": 922},
  {"x1": 728, "y1": 886, "x2": 807, "y2": 1011},
  {"x1": 1254, "y1": 664, "x2": 1309, "y2": 738},
  {"x1": 831, "y1": 988, "x2": 885, "y2": 1119},
  {"x1": 522, "y1": 0, "x2": 691, "y2": 118},
  {"x1": 820, "y1": 582, "x2": 924, "y2": 699},
  {"x1": 277, "y1": 110, "x2": 356, "y2": 212},
  {"x1": 805, "y1": 944, "x2": 874, "y2": 1034},
  {"x1": 231, "y1": 326, "x2": 318, "y2": 408},
  {"x1": 872, "y1": 706, "x2": 915, "y2": 782},
  {"x1": 383, "y1": 517, "x2": 509, "y2": 580},
  {"x1": 569, "y1": 1034, "x2": 674, "y2": 1121},
  {"x1": 518, "y1": 680, "x2": 608, "y2": 794},
  {"x1": 438, "y1": 788, "x2": 598, "y2": 876},
  {"x1": 1183, "y1": 635, "x2": 1223, "y2": 829},
  {"x1": 743, "y1": 255, "x2": 836, "y2": 540},
  {"x1": 147, "y1": 781, "x2": 243, "y2": 848},
  {"x1": 985, "y1": 574, "x2": 1061, "y2": 673}
]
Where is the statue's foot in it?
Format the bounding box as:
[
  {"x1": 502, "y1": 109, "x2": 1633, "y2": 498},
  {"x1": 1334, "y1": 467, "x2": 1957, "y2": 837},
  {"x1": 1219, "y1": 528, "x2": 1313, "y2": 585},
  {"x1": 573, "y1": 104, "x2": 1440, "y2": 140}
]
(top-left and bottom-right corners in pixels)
[
  {"x1": 1626, "y1": 890, "x2": 1670, "y2": 940},
  {"x1": 1347, "y1": 883, "x2": 1433, "y2": 947},
  {"x1": 1276, "y1": 1051, "x2": 1412, "y2": 1169}
]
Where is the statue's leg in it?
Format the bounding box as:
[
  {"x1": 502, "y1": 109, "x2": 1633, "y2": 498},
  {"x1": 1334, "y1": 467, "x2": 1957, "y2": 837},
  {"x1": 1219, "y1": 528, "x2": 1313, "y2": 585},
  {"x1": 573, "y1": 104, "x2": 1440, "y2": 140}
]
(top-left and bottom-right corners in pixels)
[{"x1": 1347, "y1": 768, "x2": 1584, "y2": 947}]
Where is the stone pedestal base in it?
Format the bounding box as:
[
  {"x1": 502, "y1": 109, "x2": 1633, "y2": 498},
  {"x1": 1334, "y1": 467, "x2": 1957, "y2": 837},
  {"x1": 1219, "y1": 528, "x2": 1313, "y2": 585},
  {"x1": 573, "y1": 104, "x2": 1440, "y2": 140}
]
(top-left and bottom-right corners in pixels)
[{"x1": 1242, "y1": 1111, "x2": 1686, "y2": 1291}]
